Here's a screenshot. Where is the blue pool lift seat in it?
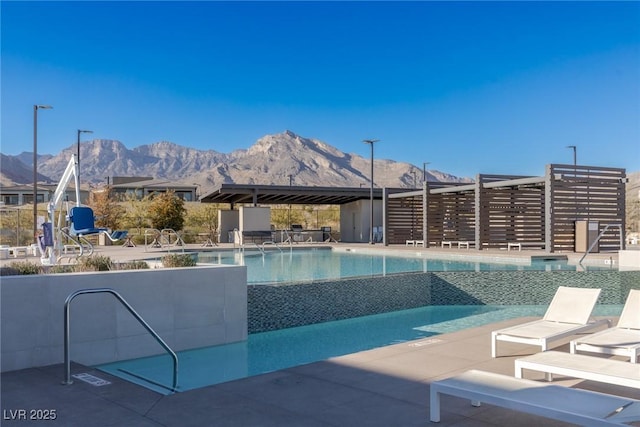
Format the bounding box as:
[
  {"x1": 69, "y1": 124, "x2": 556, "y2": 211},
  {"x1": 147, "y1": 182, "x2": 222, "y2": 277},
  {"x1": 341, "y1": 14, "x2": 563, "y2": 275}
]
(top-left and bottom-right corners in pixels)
[{"x1": 68, "y1": 206, "x2": 107, "y2": 237}]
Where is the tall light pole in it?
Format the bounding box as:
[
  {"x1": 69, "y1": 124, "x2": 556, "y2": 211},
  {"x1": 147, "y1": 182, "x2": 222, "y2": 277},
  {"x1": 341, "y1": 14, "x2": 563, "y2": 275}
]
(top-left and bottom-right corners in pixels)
[
  {"x1": 423, "y1": 162, "x2": 430, "y2": 183},
  {"x1": 363, "y1": 139, "x2": 379, "y2": 244},
  {"x1": 33, "y1": 104, "x2": 53, "y2": 243},
  {"x1": 77, "y1": 129, "x2": 93, "y2": 182},
  {"x1": 567, "y1": 145, "x2": 577, "y2": 166},
  {"x1": 288, "y1": 174, "x2": 293, "y2": 228}
]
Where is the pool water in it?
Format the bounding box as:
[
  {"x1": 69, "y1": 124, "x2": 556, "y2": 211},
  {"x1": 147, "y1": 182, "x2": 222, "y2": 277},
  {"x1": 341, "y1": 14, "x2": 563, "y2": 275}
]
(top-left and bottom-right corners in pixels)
[
  {"x1": 97, "y1": 304, "x2": 621, "y2": 394},
  {"x1": 195, "y1": 248, "x2": 610, "y2": 284}
]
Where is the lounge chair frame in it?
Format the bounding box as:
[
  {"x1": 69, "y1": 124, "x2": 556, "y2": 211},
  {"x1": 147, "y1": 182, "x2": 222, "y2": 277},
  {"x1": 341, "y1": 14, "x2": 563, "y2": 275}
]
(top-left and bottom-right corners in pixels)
[
  {"x1": 491, "y1": 286, "x2": 609, "y2": 358},
  {"x1": 515, "y1": 350, "x2": 640, "y2": 388},
  {"x1": 430, "y1": 369, "x2": 640, "y2": 425},
  {"x1": 571, "y1": 289, "x2": 640, "y2": 363}
]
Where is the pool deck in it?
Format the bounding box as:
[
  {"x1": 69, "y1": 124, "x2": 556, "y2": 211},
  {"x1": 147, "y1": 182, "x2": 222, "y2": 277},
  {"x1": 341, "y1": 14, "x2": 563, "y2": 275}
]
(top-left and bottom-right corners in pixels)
[
  {"x1": 4, "y1": 317, "x2": 640, "y2": 427},
  {"x1": 1, "y1": 243, "x2": 633, "y2": 426},
  {"x1": 0, "y1": 240, "x2": 620, "y2": 268}
]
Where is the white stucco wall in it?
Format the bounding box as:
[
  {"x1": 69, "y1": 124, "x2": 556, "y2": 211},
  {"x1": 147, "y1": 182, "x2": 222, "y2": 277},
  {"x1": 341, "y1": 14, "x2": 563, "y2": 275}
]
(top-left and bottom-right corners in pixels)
[
  {"x1": 1, "y1": 265, "x2": 247, "y2": 372},
  {"x1": 239, "y1": 206, "x2": 271, "y2": 231},
  {"x1": 340, "y1": 199, "x2": 383, "y2": 243}
]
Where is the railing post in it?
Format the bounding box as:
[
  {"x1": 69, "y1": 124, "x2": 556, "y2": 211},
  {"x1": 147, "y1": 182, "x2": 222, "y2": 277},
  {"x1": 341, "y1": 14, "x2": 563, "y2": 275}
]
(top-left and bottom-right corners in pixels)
[
  {"x1": 62, "y1": 292, "x2": 73, "y2": 385},
  {"x1": 62, "y1": 288, "x2": 178, "y2": 392}
]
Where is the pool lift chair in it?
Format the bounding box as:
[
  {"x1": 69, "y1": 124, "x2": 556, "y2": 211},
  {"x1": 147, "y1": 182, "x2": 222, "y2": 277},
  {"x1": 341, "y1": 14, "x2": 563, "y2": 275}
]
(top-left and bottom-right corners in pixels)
[{"x1": 39, "y1": 155, "x2": 107, "y2": 265}]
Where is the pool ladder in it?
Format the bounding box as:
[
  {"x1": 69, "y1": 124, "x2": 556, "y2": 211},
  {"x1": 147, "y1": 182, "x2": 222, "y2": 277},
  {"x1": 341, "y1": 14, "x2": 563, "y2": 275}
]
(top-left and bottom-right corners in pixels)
[
  {"x1": 578, "y1": 223, "x2": 624, "y2": 266},
  {"x1": 62, "y1": 288, "x2": 179, "y2": 393}
]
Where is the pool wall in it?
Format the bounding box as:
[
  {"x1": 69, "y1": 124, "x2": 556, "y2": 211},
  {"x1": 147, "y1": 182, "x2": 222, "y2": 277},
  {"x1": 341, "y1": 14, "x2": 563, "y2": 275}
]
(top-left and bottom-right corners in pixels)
[
  {"x1": 248, "y1": 271, "x2": 640, "y2": 332},
  {"x1": 1, "y1": 265, "x2": 247, "y2": 372}
]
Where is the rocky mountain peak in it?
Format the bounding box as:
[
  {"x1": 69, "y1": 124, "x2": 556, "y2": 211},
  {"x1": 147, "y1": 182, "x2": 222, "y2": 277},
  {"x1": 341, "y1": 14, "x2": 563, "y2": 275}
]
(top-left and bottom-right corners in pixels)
[{"x1": 1, "y1": 131, "x2": 473, "y2": 192}]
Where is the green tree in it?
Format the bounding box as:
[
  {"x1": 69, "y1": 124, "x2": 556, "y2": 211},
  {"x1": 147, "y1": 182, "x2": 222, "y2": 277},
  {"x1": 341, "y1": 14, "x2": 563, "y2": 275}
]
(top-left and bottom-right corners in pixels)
[
  {"x1": 148, "y1": 191, "x2": 186, "y2": 231},
  {"x1": 270, "y1": 206, "x2": 290, "y2": 229},
  {"x1": 88, "y1": 186, "x2": 125, "y2": 230},
  {"x1": 186, "y1": 204, "x2": 219, "y2": 235},
  {"x1": 122, "y1": 193, "x2": 151, "y2": 234}
]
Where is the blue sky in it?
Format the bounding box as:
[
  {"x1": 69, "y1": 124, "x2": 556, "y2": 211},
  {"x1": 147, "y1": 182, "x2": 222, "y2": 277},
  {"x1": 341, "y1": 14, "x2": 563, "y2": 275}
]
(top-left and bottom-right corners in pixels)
[{"x1": 2, "y1": 1, "x2": 639, "y2": 178}]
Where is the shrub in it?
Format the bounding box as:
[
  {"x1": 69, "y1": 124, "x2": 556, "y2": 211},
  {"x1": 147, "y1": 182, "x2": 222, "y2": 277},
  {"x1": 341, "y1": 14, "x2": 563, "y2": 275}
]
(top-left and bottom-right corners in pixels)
[
  {"x1": 75, "y1": 255, "x2": 113, "y2": 272},
  {"x1": 117, "y1": 260, "x2": 150, "y2": 270},
  {"x1": 162, "y1": 254, "x2": 196, "y2": 268},
  {"x1": 2, "y1": 261, "x2": 41, "y2": 275},
  {"x1": 48, "y1": 265, "x2": 75, "y2": 274}
]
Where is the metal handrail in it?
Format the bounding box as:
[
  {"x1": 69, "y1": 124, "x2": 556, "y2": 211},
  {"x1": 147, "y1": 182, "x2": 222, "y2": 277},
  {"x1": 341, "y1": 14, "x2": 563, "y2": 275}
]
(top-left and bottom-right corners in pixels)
[
  {"x1": 579, "y1": 223, "x2": 624, "y2": 265},
  {"x1": 252, "y1": 242, "x2": 265, "y2": 255},
  {"x1": 262, "y1": 241, "x2": 283, "y2": 253},
  {"x1": 232, "y1": 228, "x2": 240, "y2": 250},
  {"x1": 63, "y1": 288, "x2": 178, "y2": 392}
]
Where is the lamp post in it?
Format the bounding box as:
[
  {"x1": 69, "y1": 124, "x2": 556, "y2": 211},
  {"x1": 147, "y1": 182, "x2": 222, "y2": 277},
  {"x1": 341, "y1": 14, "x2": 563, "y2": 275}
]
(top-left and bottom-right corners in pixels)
[
  {"x1": 77, "y1": 129, "x2": 93, "y2": 182},
  {"x1": 363, "y1": 139, "x2": 379, "y2": 244},
  {"x1": 288, "y1": 174, "x2": 293, "y2": 228},
  {"x1": 33, "y1": 104, "x2": 53, "y2": 243},
  {"x1": 567, "y1": 145, "x2": 577, "y2": 166},
  {"x1": 423, "y1": 162, "x2": 430, "y2": 183}
]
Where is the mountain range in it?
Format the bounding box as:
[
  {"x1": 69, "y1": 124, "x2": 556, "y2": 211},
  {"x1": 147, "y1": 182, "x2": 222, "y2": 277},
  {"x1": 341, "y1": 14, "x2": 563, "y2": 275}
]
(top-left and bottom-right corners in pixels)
[{"x1": 0, "y1": 130, "x2": 470, "y2": 193}]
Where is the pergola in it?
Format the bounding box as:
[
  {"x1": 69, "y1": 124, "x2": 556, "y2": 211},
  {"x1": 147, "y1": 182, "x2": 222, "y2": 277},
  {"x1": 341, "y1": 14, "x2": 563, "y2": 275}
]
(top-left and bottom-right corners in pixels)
[
  {"x1": 200, "y1": 184, "x2": 388, "y2": 207},
  {"x1": 384, "y1": 164, "x2": 626, "y2": 253}
]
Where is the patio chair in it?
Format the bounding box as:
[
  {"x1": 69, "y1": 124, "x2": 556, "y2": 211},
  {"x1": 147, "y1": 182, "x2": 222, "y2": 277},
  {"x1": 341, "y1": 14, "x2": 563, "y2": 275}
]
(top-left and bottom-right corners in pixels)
[
  {"x1": 571, "y1": 289, "x2": 640, "y2": 363},
  {"x1": 68, "y1": 206, "x2": 107, "y2": 237},
  {"x1": 102, "y1": 230, "x2": 135, "y2": 247},
  {"x1": 492, "y1": 286, "x2": 609, "y2": 358}
]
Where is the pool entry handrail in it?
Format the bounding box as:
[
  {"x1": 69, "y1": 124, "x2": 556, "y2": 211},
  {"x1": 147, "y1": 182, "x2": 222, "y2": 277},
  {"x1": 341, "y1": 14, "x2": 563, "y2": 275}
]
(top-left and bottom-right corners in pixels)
[
  {"x1": 578, "y1": 223, "x2": 623, "y2": 266},
  {"x1": 262, "y1": 241, "x2": 283, "y2": 253},
  {"x1": 63, "y1": 288, "x2": 179, "y2": 392}
]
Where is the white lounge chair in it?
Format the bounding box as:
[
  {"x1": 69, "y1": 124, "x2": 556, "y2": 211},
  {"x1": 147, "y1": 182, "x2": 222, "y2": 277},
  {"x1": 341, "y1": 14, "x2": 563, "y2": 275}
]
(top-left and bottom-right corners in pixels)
[
  {"x1": 571, "y1": 289, "x2": 640, "y2": 363},
  {"x1": 492, "y1": 286, "x2": 609, "y2": 358},
  {"x1": 515, "y1": 350, "x2": 640, "y2": 387},
  {"x1": 429, "y1": 369, "x2": 640, "y2": 425}
]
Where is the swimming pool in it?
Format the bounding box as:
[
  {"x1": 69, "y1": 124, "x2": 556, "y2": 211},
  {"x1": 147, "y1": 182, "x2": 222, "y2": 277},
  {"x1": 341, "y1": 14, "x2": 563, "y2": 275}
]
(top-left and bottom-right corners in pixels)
[
  {"x1": 195, "y1": 248, "x2": 610, "y2": 284},
  {"x1": 98, "y1": 303, "x2": 621, "y2": 394}
]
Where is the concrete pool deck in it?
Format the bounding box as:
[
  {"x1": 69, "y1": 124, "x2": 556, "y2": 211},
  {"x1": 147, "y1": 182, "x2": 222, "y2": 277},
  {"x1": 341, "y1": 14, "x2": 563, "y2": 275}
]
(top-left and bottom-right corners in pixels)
[
  {"x1": 4, "y1": 317, "x2": 640, "y2": 426},
  {"x1": 0, "y1": 240, "x2": 621, "y2": 268}
]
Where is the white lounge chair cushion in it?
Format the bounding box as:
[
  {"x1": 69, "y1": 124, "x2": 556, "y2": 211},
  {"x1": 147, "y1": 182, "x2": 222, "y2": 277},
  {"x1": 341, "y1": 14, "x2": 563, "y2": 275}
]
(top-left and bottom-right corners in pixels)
[
  {"x1": 571, "y1": 289, "x2": 640, "y2": 362},
  {"x1": 492, "y1": 286, "x2": 606, "y2": 358},
  {"x1": 430, "y1": 369, "x2": 639, "y2": 425},
  {"x1": 544, "y1": 286, "x2": 601, "y2": 324},
  {"x1": 617, "y1": 289, "x2": 640, "y2": 329},
  {"x1": 578, "y1": 329, "x2": 640, "y2": 349},
  {"x1": 497, "y1": 320, "x2": 593, "y2": 340},
  {"x1": 515, "y1": 350, "x2": 640, "y2": 388}
]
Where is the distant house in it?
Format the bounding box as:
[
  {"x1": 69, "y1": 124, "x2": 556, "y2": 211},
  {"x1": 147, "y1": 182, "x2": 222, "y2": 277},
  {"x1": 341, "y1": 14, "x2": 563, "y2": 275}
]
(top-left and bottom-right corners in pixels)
[
  {"x1": 110, "y1": 177, "x2": 197, "y2": 201},
  {"x1": 0, "y1": 183, "x2": 89, "y2": 206}
]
